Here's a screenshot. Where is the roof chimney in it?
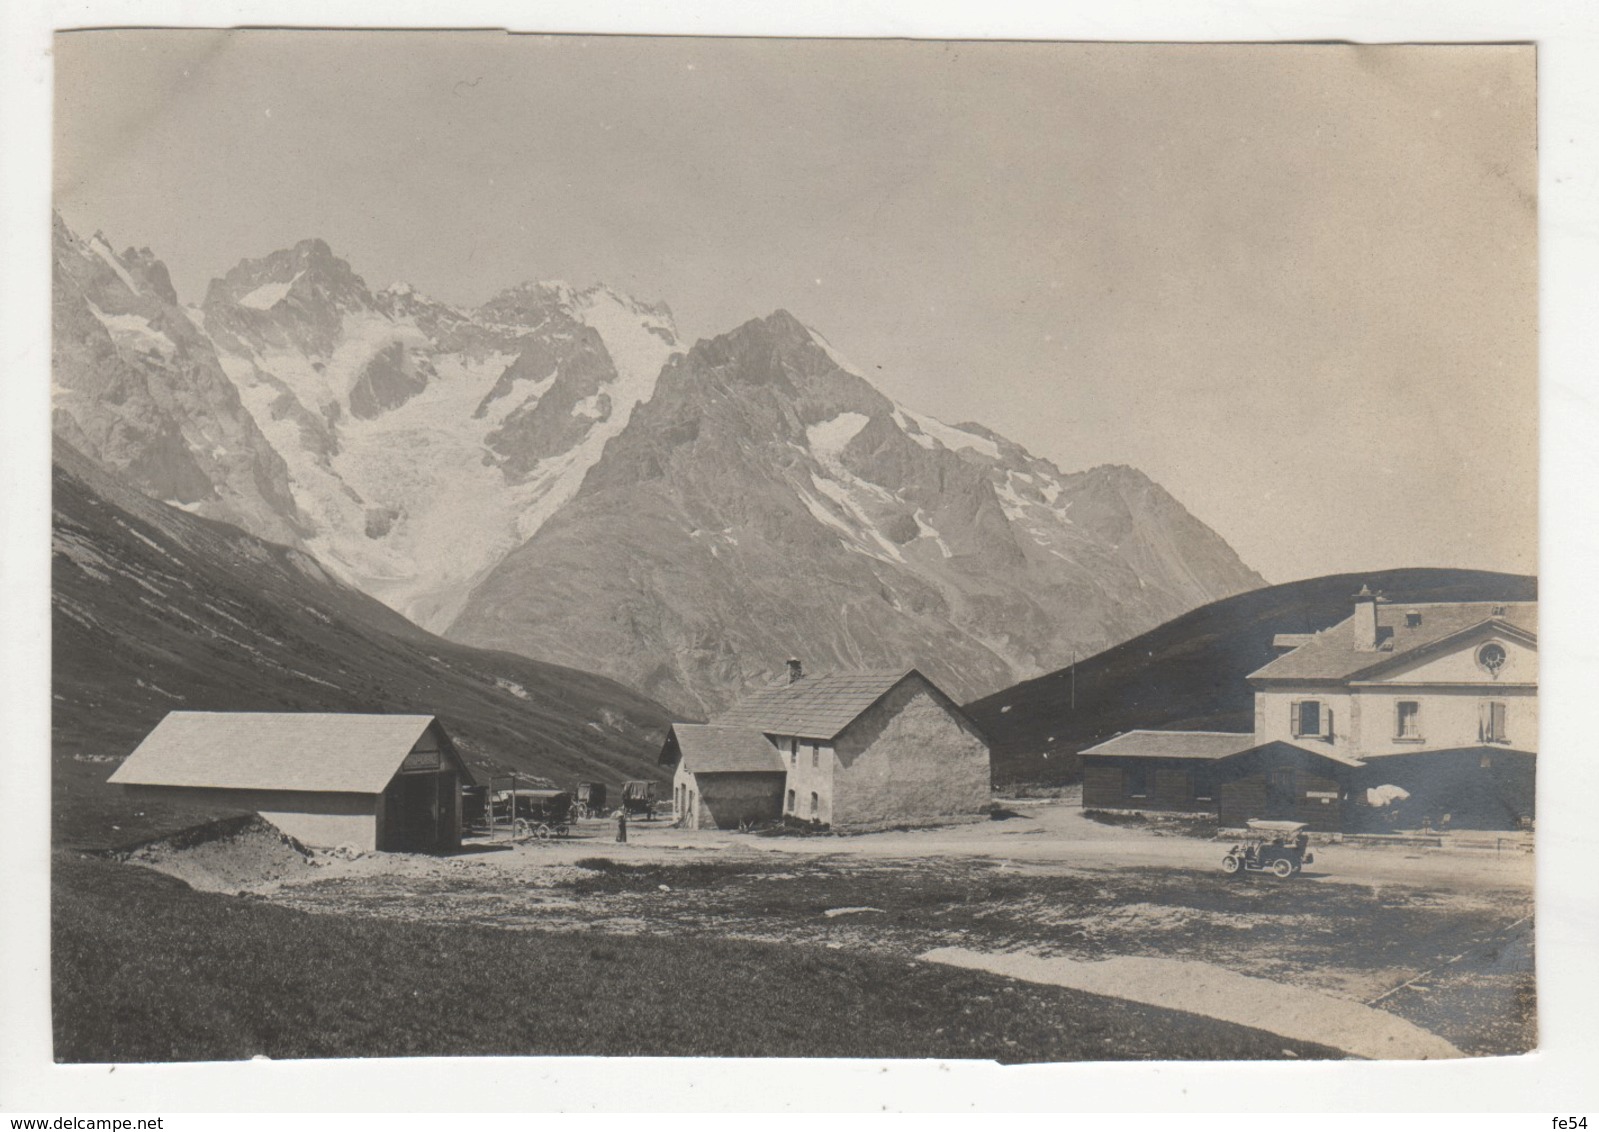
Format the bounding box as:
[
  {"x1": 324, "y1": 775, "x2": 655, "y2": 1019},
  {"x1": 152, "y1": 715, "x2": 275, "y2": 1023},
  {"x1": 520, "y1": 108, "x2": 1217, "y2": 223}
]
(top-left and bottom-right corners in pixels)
[
  {"x1": 786, "y1": 658, "x2": 804, "y2": 684},
  {"x1": 1352, "y1": 585, "x2": 1379, "y2": 651}
]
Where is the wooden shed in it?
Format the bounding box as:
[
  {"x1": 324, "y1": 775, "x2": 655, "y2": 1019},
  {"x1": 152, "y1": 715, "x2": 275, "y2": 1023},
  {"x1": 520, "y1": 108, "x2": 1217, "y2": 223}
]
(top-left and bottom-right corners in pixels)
[
  {"x1": 1081, "y1": 731, "x2": 1258, "y2": 814},
  {"x1": 1213, "y1": 741, "x2": 1363, "y2": 832},
  {"x1": 108, "y1": 712, "x2": 474, "y2": 852},
  {"x1": 1081, "y1": 731, "x2": 1363, "y2": 832}
]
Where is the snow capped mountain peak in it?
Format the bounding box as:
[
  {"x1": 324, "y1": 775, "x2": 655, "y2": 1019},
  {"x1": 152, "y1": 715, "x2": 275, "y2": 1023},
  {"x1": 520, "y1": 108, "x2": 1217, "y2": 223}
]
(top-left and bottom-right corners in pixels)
[{"x1": 135, "y1": 230, "x2": 687, "y2": 629}]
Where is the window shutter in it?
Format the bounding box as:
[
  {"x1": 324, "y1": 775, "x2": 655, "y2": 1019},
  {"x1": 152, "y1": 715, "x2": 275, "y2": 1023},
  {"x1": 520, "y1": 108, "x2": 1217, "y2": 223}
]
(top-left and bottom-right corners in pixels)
[
  {"x1": 1290, "y1": 700, "x2": 1302, "y2": 738},
  {"x1": 1323, "y1": 706, "x2": 1333, "y2": 740},
  {"x1": 1491, "y1": 701, "x2": 1507, "y2": 742}
]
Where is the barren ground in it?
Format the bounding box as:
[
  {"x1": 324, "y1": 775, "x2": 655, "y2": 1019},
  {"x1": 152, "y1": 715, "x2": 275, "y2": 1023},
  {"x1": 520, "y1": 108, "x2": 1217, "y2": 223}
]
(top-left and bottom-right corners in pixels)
[{"x1": 136, "y1": 800, "x2": 1535, "y2": 1059}]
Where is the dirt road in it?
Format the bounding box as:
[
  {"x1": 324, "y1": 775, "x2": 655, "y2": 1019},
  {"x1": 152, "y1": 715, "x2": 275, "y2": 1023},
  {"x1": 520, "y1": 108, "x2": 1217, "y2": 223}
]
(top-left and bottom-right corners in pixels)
[{"x1": 412, "y1": 801, "x2": 1534, "y2": 894}]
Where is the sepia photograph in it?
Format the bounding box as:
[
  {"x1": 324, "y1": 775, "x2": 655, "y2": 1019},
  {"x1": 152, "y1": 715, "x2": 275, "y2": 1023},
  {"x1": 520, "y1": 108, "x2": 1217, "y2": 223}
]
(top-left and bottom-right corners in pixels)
[{"x1": 15, "y1": 16, "x2": 1572, "y2": 1103}]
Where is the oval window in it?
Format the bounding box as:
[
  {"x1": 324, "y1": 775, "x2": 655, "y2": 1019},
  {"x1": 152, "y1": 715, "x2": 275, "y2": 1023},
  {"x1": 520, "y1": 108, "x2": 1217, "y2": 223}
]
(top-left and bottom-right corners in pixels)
[{"x1": 1477, "y1": 642, "x2": 1507, "y2": 676}]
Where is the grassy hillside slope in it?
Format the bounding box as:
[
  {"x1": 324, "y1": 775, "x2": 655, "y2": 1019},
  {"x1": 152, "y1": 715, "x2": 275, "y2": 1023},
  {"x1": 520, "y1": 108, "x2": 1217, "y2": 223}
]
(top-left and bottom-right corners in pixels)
[
  {"x1": 966, "y1": 568, "x2": 1537, "y2": 785},
  {"x1": 52, "y1": 443, "x2": 675, "y2": 850}
]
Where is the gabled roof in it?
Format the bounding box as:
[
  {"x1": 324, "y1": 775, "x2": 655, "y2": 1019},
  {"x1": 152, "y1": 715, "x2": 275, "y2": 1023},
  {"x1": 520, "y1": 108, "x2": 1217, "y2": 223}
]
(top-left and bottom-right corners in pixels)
[
  {"x1": 1248, "y1": 601, "x2": 1537, "y2": 684},
  {"x1": 108, "y1": 712, "x2": 448, "y2": 794},
  {"x1": 666, "y1": 724, "x2": 786, "y2": 774},
  {"x1": 1081, "y1": 730, "x2": 1259, "y2": 760},
  {"x1": 1082, "y1": 731, "x2": 1366, "y2": 768},
  {"x1": 712, "y1": 668, "x2": 922, "y2": 741}
]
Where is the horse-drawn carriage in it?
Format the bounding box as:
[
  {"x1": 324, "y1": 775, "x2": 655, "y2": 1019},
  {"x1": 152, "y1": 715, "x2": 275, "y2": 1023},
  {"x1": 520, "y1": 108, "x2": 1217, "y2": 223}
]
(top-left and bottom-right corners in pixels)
[
  {"x1": 621, "y1": 779, "x2": 658, "y2": 820},
  {"x1": 489, "y1": 783, "x2": 576, "y2": 841},
  {"x1": 572, "y1": 781, "x2": 608, "y2": 821}
]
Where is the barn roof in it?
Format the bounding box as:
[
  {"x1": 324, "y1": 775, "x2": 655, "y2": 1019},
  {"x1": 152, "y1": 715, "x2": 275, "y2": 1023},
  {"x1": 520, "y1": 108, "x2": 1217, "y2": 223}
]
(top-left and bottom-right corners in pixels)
[
  {"x1": 1248, "y1": 601, "x2": 1537, "y2": 684},
  {"x1": 108, "y1": 712, "x2": 445, "y2": 795},
  {"x1": 1080, "y1": 730, "x2": 1260, "y2": 760},
  {"x1": 712, "y1": 668, "x2": 921, "y2": 741},
  {"x1": 669, "y1": 724, "x2": 786, "y2": 774}
]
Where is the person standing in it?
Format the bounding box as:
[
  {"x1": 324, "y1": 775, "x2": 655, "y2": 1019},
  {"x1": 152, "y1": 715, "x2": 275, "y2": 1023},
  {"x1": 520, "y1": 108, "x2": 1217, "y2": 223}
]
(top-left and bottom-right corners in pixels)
[{"x1": 615, "y1": 808, "x2": 628, "y2": 844}]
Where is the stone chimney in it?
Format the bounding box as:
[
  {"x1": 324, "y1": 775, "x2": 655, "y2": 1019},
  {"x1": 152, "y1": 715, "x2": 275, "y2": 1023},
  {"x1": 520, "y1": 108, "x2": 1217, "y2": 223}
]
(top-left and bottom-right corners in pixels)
[
  {"x1": 786, "y1": 657, "x2": 804, "y2": 684},
  {"x1": 1352, "y1": 585, "x2": 1380, "y2": 651}
]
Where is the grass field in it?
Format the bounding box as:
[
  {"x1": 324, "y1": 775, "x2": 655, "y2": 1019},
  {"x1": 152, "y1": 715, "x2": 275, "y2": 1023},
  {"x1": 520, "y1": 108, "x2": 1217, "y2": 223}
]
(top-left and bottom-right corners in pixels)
[{"x1": 53, "y1": 852, "x2": 1346, "y2": 1063}]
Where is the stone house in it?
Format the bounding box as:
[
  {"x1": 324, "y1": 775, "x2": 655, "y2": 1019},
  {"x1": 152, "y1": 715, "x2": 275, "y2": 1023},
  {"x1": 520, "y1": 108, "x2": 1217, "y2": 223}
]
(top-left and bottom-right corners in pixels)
[{"x1": 658, "y1": 663, "x2": 991, "y2": 830}]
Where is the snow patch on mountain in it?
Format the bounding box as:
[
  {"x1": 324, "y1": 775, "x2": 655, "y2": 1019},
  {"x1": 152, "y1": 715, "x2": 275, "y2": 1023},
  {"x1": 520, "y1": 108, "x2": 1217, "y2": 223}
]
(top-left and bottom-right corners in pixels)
[
  {"x1": 806, "y1": 472, "x2": 906, "y2": 564},
  {"x1": 806, "y1": 411, "x2": 870, "y2": 464},
  {"x1": 238, "y1": 273, "x2": 301, "y2": 310},
  {"x1": 88, "y1": 235, "x2": 140, "y2": 294},
  {"x1": 85, "y1": 301, "x2": 175, "y2": 358},
  {"x1": 913, "y1": 509, "x2": 955, "y2": 558},
  {"x1": 892, "y1": 405, "x2": 1001, "y2": 460}
]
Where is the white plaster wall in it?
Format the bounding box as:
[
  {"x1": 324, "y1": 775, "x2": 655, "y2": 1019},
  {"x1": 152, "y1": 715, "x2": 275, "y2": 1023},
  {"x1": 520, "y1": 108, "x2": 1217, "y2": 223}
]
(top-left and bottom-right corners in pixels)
[
  {"x1": 261, "y1": 808, "x2": 379, "y2": 851},
  {"x1": 1254, "y1": 686, "x2": 1355, "y2": 754},
  {"x1": 1372, "y1": 634, "x2": 1537, "y2": 685},
  {"x1": 1350, "y1": 686, "x2": 1537, "y2": 756},
  {"x1": 780, "y1": 737, "x2": 835, "y2": 824}
]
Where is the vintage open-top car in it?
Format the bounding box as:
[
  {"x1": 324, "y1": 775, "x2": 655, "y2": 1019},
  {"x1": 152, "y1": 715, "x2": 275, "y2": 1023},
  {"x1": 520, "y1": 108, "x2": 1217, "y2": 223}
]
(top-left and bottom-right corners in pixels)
[{"x1": 1221, "y1": 819, "x2": 1315, "y2": 878}]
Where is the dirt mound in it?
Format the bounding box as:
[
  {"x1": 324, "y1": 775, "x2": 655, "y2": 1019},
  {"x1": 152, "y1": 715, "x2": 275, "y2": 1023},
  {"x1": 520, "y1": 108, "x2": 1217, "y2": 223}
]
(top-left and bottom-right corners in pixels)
[{"x1": 120, "y1": 814, "x2": 318, "y2": 893}]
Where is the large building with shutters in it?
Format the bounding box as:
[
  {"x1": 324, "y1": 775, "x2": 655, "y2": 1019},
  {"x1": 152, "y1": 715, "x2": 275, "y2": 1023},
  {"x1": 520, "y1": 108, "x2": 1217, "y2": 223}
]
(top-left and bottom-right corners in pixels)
[
  {"x1": 108, "y1": 712, "x2": 474, "y2": 851},
  {"x1": 1082, "y1": 590, "x2": 1537, "y2": 830}
]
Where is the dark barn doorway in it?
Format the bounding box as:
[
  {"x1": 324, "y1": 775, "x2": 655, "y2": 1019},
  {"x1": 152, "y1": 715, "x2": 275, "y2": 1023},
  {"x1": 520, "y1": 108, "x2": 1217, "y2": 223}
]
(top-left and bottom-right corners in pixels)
[{"x1": 381, "y1": 767, "x2": 454, "y2": 851}]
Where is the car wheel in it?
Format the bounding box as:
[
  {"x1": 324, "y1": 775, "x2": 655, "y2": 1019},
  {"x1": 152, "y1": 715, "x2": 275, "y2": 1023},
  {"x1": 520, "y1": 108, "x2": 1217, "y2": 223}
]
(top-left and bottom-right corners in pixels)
[
  {"x1": 1271, "y1": 858, "x2": 1294, "y2": 878},
  {"x1": 1221, "y1": 855, "x2": 1241, "y2": 875}
]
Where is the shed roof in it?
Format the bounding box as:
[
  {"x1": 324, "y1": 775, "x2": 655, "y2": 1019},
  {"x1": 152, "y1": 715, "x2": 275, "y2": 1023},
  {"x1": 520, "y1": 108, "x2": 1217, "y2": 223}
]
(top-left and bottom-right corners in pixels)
[
  {"x1": 108, "y1": 712, "x2": 444, "y2": 795},
  {"x1": 712, "y1": 668, "x2": 920, "y2": 741},
  {"x1": 670, "y1": 724, "x2": 787, "y2": 774},
  {"x1": 1248, "y1": 601, "x2": 1537, "y2": 684},
  {"x1": 1082, "y1": 731, "x2": 1367, "y2": 769},
  {"x1": 1080, "y1": 730, "x2": 1259, "y2": 760}
]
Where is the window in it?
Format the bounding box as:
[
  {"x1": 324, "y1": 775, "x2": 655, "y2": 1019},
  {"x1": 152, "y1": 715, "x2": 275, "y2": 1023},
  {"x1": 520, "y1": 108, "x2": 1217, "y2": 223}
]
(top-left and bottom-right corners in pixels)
[
  {"x1": 1291, "y1": 700, "x2": 1328, "y2": 739},
  {"x1": 1192, "y1": 768, "x2": 1214, "y2": 803},
  {"x1": 1125, "y1": 766, "x2": 1149, "y2": 798},
  {"x1": 811, "y1": 743, "x2": 820, "y2": 768},
  {"x1": 1477, "y1": 643, "x2": 1508, "y2": 677},
  {"x1": 1396, "y1": 701, "x2": 1422, "y2": 740},
  {"x1": 786, "y1": 789, "x2": 796, "y2": 813},
  {"x1": 790, "y1": 738, "x2": 798, "y2": 767},
  {"x1": 1405, "y1": 610, "x2": 1422, "y2": 628},
  {"x1": 1480, "y1": 701, "x2": 1509, "y2": 743},
  {"x1": 810, "y1": 792, "x2": 819, "y2": 819}
]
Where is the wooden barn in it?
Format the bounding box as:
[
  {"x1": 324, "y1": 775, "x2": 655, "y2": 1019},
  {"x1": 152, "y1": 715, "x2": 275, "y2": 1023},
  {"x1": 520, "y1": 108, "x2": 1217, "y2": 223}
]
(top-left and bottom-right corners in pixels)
[
  {"x1": 659, "y1": 664, "x2": 991, "y2": 830},
  {"x1": 661, "y1": 724, "x2": 788, "y2": 831},
  {"x1": 1081, "y1": 730, "x2": 1363, "y2": 832},
  {"x1": 108, "y1": 712, "x2": 474, "y2": 852}
]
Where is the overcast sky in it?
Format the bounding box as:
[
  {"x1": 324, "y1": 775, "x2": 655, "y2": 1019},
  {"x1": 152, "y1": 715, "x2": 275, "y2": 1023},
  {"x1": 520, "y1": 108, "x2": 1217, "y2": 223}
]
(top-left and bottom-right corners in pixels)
[{"x1": 53, "y1": 32, "x2": 1537, "y2": 584}]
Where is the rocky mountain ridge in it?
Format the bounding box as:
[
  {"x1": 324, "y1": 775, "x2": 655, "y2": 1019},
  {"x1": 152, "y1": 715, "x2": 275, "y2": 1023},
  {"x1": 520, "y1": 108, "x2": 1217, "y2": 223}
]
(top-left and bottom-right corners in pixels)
[
  {"x1": 447, "y1": 309, "x2": 1266, "y2": 715},
  {"x1": 52, "y1": 216, "x2": 1267, "y2": 717}
]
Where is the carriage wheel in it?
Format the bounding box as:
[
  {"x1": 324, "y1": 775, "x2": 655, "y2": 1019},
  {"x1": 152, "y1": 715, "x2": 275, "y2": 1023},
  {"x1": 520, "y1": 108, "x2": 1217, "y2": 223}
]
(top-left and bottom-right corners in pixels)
[
  {"x1": 1270, "y1": 858, "x2": 1294, "y2": 879},
  {"x1": 512, "y1": 818, "x2": 532, "y2": 841},
  {"x1": 535, "y1": 823, "x2": 553, "y2": 841},
  {"x1": 1221, "y1": 855, "x2": 1241, "y2": 876}
]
